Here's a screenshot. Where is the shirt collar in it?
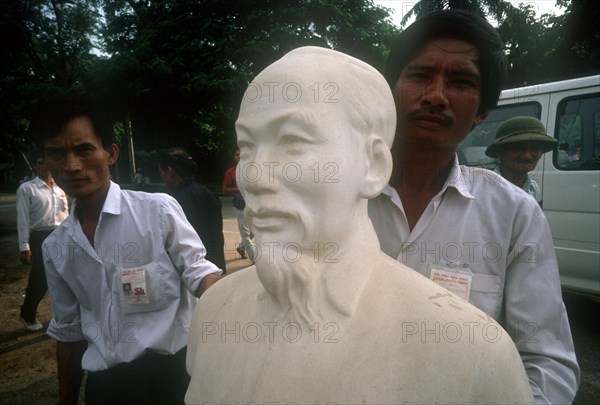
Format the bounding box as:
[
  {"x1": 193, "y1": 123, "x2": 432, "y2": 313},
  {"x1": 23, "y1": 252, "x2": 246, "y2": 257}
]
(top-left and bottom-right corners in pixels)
[
  {"x1": 380, "y1": 184, "x2": 402, "y2": 208},
  {"x1": 522, "y1": 173, "x2": 535, "y2": 189},
  {"x1": 101, "y1": 181, "x2": 122, "y2": 215},
  {"x1": 382, "y1": 155, "x2": 474, "y2": 202},
  {"x1": 69, "y1": 180, "x2": 122, "y2": 218},
  {"x1": 492, "y1": 161, "x2": 538, "y2": 196},
  {"x1": 34, "y1": 176, "x2": 52, "y2": 189},
  {"x1": 443, "y1": 155, "x2": 475, "y2": 200}
]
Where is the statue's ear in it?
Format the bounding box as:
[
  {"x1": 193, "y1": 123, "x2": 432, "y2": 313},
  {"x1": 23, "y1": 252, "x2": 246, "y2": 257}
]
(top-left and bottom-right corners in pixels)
[{"x1": 359, "y1": 134, "x2": 392, "y2": 199}]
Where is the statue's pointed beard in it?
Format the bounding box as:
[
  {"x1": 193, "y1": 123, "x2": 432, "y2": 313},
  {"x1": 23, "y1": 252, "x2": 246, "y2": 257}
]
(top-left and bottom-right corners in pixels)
[{"x1": 256, "y1": 251, "x2": 324, "y2": 326}]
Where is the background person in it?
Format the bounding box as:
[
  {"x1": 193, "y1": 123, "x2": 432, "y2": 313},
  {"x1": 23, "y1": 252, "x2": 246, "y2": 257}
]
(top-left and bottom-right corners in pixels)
[
  {"x1": 485, "y1": 116, "x2": 557, "y2": 202},
  {"x1": 369, "y1": 9, "x2": 579, "y2": 404},
  {"x1": 16, "y1": 155, "x2": 69, "y2": 331},
  {"x1": 222, "y1": 147, "x2": 256, "y2": 262},
  {"x1": 132, "y1": 167, "x2": 144, "y2": 185},
  {"x1": 158, "y1": 147, "x2": 226, "y2": 270},
  {"x1": 37, "y1": 96, "x2": 222, "y2": 405}
]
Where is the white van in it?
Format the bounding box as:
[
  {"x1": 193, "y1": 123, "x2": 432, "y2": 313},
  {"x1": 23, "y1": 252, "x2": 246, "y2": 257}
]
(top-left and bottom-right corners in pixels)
[{"x1": 458, "y1": 75, "x2": 600, "y2": 296}]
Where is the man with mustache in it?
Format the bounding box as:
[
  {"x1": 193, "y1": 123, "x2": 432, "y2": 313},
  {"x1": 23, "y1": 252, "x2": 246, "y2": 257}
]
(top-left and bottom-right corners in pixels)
[
  {"x1": 37, "y1": 97, "x2": 222, "y2": 405},
  {"x1": 368, "y1": 9, "x2": 579, "y2": 404},
  {"x1": 185, "y1": 46, "x2": 534, "y2": 403},
  {"x1": 485, "y1": 116, "x2": 557, "y2": 203}
]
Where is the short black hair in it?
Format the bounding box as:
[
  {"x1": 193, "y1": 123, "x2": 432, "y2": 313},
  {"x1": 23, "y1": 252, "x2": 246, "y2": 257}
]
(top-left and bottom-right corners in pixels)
[
  {"x1": 31, "y1": 93, "x2": 114, "y2": 150},
  {"x1": 158, "y1": 147, "x2": 198, "y2": 179},
  {"x1": 384, "y1": 9, "x2": 506, "y2": 113}
]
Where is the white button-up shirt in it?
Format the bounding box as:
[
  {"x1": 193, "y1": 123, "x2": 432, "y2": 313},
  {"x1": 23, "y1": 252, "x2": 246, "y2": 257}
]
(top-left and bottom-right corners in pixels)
[
  {"x1": 16, "y1": 176, "x2": 69, "y2": 251},
  {"x1": 43, "y1": 182, "x2": 222, "y2": 371},
  {"x1": 368, "y1": 157, "x2": 580, "y2": 404}
]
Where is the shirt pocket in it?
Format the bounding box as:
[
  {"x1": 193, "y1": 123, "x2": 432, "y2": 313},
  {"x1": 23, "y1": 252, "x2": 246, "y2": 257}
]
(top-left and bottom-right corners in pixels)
[
  {"x1": 471, "y1": 274, "x2": 502, "y2": 294},
  {"x1": 118, "y1": 261, "x2": 169, "y2": 315}
]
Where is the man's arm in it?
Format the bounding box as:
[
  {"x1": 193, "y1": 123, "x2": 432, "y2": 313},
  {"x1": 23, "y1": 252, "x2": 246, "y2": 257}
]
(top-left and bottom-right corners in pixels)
[
  {"x1": 505, "y1": 202, "x2": 580, "y2": 403},
  {"x1": 16, "y1": 184, "x2": 31, "y2": 254},
  {"x1": 161, "y1": 196, "x2": 223, "y2": 294},
  {"x1": 44, "y1": 235, "x2": 88, "y2": 405},
  {"x1": 19, "y1": 250, "x2": 32, "y2": 265},
  {"x1": 56, "y1": 340, "x2": 87, "y2": 405},
  {"x1": 195, "y1": 273, "x2": 222, "y2": 297}
]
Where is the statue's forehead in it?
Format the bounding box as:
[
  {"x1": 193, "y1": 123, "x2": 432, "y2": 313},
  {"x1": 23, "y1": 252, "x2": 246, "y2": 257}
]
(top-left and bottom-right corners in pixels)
[
  {"x1": 260, "y1": 53, "x2": 351, "y2": 82},
  {"x1": 243, "y1": 57, "x2": 350, "y2": 108}
]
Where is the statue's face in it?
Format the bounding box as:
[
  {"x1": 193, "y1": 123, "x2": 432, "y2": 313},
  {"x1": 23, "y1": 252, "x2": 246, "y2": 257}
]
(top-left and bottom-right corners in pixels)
[{"x1": 235, "y1": 66, "x2": 364, "y2": 253}]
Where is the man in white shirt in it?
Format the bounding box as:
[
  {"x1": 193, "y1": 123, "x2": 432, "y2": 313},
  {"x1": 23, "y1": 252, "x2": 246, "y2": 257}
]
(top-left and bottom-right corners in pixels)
[
  {"x1": 369, "y1": 9, "x2": 579, "y2": 404},
  {"x1": 38, "y1": 96, "x2": 222, "y2": 405},
  {"x1": 16, "y1": 155, "x2": 69, "y2": 331}
]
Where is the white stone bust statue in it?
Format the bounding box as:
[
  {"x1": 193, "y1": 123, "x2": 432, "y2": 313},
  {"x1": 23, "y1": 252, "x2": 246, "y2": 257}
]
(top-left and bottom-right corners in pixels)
[{"x1": 185, "y1": 46, "x2": 534, "y2": 404}]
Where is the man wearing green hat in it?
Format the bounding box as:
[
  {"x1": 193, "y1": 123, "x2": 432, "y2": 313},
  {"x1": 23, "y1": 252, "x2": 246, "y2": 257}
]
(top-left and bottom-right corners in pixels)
[{"x1": 486, "y1": 116, "x2": 557, "y2": 202}]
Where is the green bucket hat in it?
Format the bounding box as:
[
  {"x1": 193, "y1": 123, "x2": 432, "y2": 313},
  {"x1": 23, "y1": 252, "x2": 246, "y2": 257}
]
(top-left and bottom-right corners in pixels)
[{"x1": 485, "y1": 116, "x2": 558, "y2": 158}]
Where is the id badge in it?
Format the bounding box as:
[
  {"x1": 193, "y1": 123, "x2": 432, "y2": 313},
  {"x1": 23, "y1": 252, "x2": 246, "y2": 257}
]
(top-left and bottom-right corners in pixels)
[
  {"x1": 428, "y1": 263, "x2": 473, "y2": 302},
  {"x1": 122, "y1": 267, "x2": 150, "y2": 305}
]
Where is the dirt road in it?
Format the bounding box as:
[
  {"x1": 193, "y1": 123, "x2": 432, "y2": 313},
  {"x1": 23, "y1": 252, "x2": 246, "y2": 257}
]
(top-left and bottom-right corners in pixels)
[{"x1": 0, "y1": 230, "x2": 63, "y2": 404}]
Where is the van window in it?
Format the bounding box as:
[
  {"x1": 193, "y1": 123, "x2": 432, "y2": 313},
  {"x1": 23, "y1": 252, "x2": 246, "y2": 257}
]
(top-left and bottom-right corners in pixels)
[
  {"x1": 458, "y1": 102, "x2": 540, "y2": 166},
  {"x1": 554, "y1": 95, "x2": 600, "y2": 170}
]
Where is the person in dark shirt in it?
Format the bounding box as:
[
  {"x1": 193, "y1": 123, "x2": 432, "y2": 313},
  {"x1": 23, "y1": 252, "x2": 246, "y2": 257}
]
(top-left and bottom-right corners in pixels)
[{"x1": 159, "y1": 148, "x2": 226, "y2": 271}]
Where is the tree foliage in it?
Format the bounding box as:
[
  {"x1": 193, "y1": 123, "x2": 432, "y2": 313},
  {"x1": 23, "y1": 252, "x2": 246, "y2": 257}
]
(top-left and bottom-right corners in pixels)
[
  {"x1": 401, "y1": 0, "x2": 515, "y2": 25},
  {"x1": 93, "y1": 0, "x2": 397, "y2": 154},
  {"x1": 1, "y1": 0, "x2": 101, "y2": 179},
  {"x1": 1, "y1": 0, "x2": 398, "y2": 184},
  {"x1": 402, "y1": 0, "x2": 599, "y2": 87},
  {"x1": 1, "y1": 0, "x2": 598, "y2": 186}
]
